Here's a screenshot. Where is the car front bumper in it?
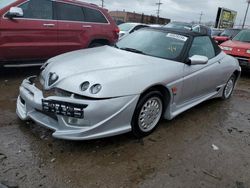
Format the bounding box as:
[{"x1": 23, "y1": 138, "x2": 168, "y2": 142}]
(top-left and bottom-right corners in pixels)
[{"x1": 16, "y1": 77, "x2": 140, "y2": 140}]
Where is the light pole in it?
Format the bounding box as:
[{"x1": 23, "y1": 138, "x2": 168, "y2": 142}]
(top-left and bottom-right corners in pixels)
[
  {"x1": 242, "y1": 0, "x2": 250, "y2": 28},
  {"x1": 199, "y1": 11, "x2": 203, "y2": 24},
  {"x1": 101, "y1": 0, "x2": 104, "y2": 8},
  {"x1": 156, "y1": 0, "x2": 163, "y2": 24}
]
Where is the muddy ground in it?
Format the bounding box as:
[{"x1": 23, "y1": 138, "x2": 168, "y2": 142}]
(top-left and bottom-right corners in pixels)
[{"x1": 0, "y1": 68, "x2": 249, "y2": 188}]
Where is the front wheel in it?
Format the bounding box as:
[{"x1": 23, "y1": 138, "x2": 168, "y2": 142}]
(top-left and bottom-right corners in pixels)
[
  {"x1": 222, "y1": 75, "x2": 236, "y2": 100},
  {"x1": 132, "y1": 91, "x2": 164, "y2": 138}
]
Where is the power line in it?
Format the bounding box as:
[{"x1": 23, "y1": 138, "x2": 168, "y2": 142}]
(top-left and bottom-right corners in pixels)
[
  {"x1": 156, "y1": 0, "x2": 163, "y2": 24},
  {"x1": 199, "y1": 11, "x2": 203, "y2": 24}
]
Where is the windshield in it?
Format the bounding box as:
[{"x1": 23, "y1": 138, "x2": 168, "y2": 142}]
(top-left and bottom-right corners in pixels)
[
  {"x1": 119, "y1": 23, "x2": 137, "y2": 32},
  {"x1": 220, "y1": 29, "x2": 240, "y2": 37},
  {"x1": 116, "y1": 29, "x2": 188, "y2": 60},
  {"x1": 233, "y1": 30, "x2": 250, "y2": 42},
  {"x1": 0, "y1": 0, "x2": 16, "y2": 10}
]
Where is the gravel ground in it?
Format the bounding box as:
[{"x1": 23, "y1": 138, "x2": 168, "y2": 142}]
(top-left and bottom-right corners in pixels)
[{"x1": 0, "y1": 68, "x2": 249, "y2": 188}]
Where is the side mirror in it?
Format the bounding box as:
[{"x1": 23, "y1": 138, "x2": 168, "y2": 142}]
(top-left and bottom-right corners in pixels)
[
  {"x1": 7, "y1": 7, "x2": 23, "y2": 18},
  {"x1": 189, "y1": 55, "x2": 208, "y2": 65}
]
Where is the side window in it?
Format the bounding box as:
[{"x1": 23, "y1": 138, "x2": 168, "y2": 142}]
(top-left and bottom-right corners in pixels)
[
  {"x1": 83, "y1": 7, "x2": 108, "y2": 23},
  {"x1": 55, "y1": 2, "x2": 84, "y2": 22},
  {"x1": 189, "y1": 36, "x2": 215, "y2": 59},
  {"x1": 19, "y1": 0, "x2": 52, "y2": 20}
]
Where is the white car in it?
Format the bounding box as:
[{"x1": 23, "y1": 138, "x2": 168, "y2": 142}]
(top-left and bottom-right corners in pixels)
[{"x1": 118, "y1": 22, "x2": 148, "y2": 39}]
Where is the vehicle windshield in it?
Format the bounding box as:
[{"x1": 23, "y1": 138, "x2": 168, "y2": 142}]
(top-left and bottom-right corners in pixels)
[
  {"x1": 233, "y1": 30, "x2": 250, "y2": 42},
  {"x1": 119, "y1": 23, "x2": 137, "y2": 32},
  {"x1": 220, "y1": 29, "x2": 240, "y2": 37},
  {"x1": 0, "y1": 0, "x2": 16, "y2": 10},
  {"x1": 116, "y1": 29, "x2": 188, "y2": 60}
]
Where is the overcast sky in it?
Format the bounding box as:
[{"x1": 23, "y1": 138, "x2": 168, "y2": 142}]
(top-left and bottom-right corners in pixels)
[{"x1": 83, "y1": 0, "x2": 250, "y2": 26}]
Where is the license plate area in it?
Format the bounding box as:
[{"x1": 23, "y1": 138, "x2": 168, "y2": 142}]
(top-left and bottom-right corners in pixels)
[{"x1": 42, "y1": 100, "x2": 87, "y2": 119}]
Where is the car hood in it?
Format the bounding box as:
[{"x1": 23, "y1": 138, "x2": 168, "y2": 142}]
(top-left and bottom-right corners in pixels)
[
  {"x1": 221, "y1": 40, "x2": 250, "y2": 49},
  {"x1": 41, "y1": 46, "x2": 184, "y2": 98}
]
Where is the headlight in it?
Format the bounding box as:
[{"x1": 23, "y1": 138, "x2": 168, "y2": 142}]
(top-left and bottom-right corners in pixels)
[
  {"x1": 220, "y1": 46, "x2": 233, "y2": 51},
  {"x1": 80, "y1": 81, "x2": 90, "y2": 91},
  {"x1": 90, "y1": 84, "x2": 102, "y2": 94},
  {"x1": 246, "y1": 49, "x2": 250, "y2": 54}
]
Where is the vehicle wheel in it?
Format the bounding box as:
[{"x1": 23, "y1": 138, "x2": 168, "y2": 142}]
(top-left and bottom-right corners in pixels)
[
  {"x1": 222, "y1": 74, "x2": 236, "y2": 100},
  {"x1": 88, "y1": 42, "x2": 103, "y2": 48},
  {"x1": 132, "y1": 91, "x2": 164, "y2": 138}
]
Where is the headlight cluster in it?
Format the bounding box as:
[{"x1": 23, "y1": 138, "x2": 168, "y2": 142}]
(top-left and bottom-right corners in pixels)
[
  {"x1": 220, "y1": 46, "x2": 233, "y2": 51},
  {"x1": 246, "y1": 49, "x2": 250, "y2": 54},
  {"x1": 80, "y1": 82, "x2": 102, "y2": 94}
]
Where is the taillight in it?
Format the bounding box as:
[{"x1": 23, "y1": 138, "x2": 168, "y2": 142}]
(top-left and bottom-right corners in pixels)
[{"x1": 114, "y1": 27, "x2": 120, "y2": 34}]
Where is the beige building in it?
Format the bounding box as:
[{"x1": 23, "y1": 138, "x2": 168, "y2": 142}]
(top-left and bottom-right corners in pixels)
[{"x1": 109, "y1": 11, "x2": 171, "y2": 25}]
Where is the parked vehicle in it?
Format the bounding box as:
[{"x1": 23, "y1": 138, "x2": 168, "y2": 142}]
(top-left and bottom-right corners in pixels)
[
  {"x1": 0, "y1": 0, "x2": 119, "y2": 67},
  {"x1": 213, "y1": 28, "x2": 241, "y2": 44},
  {"x1": 17, "y1": 27, "x2": 241, "y2": 140},
  {"x1": 118, "y1": 22, "x2": 149, "y2": 39},
  {"x1": 192, "y1": 24, "x2": 212, "y2": 36},
  {"x1": 220, "y1": 29, "x2": 250, "y2": 69},
  {"x1": 164, "y1": 21, "x2": 192, "y2": 30},
  {"x1": 211, "y1": 28, "x2": 223, "y2": 37},
  {"x1": 115, "y1": 19, "x2": 125, "y2": 25},
  {"x1": 165, "y1": 22, "x2": 211, "y2": 36}
]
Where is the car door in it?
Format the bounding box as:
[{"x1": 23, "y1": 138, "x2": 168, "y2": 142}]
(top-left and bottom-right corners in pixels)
[
  {"x1": 180, "y1": 36, "x2": 224, "y2": 104},
  {"x1": 0, "y1": 0, "x2": 58, "y2": 62},
  {"x1": 55, "y1": 2, "x2": 90, "y2": 54}
]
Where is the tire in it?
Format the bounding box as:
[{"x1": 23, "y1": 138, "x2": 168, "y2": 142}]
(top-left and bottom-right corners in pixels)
[
  {"x1": 222, "y1": 74, "x2": 236, "y2": 100},
  {"x1": 88, "y1": 42, "x2": 104, "y2": 48},
  {"x1": 131, "y1": 91, "x2": 164, "y2": 138}
]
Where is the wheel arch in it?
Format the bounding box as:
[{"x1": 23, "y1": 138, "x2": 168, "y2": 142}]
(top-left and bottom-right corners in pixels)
[
  {"x1": 88, "y1": 38, "x2": 110, "y2": 47},
  {"x1": 139, "y1": 84, "x2": 172, "y2": 111},
  {"x1": 233, "y1": 70, "x2": 241, "y2": 80}
]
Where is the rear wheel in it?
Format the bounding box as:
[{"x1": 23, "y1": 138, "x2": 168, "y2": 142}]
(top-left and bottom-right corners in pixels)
[
  {"x1": 222, "y1": 74, "x2": 236, "y2": 99},
  {"x1": 132, "y1": 91, "x2": 164, "y2": 138}
]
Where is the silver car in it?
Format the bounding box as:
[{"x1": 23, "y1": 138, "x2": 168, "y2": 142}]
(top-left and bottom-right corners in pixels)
[{"x1": 16, "y1": 28, "x2": 241, "y2": 140}]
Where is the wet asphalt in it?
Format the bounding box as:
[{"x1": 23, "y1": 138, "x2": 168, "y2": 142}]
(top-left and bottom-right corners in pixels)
[{"x1": 0, "y1": 67, "x2": 250, "y2": 188}]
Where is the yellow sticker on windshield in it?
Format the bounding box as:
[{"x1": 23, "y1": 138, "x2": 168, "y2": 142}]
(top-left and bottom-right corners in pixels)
[{"x1": 166, "y1": 33, "x2": 188, "y2": 42}]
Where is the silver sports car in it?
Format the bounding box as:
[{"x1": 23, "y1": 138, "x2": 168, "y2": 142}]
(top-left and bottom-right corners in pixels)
[{"x1": 17, "y1": 28, "x2": 241, "y2": 140}]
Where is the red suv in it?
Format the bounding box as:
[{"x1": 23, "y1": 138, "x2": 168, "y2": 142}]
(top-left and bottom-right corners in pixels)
[{"x1": 0, "y1": 0, "x2": 119, "y2": 67}]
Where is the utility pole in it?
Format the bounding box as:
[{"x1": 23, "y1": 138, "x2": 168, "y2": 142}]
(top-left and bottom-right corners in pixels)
[
  {"x1": 101, "y1": 0, "x2": 104, "y2": 8},
  {"x1": 199, "y1": 11, "x2": 203, "y2": 24},
  {"x1": 156, "y1": 0, "x2": 163, "y2": 24},
  {"x1": 242, "y1": 0, "x2": 250, "y2": 28}
]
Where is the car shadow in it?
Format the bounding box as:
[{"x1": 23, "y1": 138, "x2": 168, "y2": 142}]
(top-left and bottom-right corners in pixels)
[{"x1": 0, "y1": 67, "x2": 41, "y2": 79}]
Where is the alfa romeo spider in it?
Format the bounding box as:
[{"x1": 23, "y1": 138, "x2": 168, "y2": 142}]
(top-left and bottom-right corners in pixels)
[{"x1": 17, "y1": 28, "x2": 241, "y2": 140}]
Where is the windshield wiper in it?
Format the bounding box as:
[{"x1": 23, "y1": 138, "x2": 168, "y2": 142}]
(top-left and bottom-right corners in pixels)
[{"x1": 120, "y1": 47, "x2": 145, "y2": 54}]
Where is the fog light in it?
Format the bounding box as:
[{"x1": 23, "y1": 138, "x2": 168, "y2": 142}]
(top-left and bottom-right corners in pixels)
[{"x1": 67, "y1": 117, "x2": 79, "y2": 125}]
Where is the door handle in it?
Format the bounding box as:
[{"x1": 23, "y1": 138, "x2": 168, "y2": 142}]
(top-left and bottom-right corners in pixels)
[
  {"x1": 43, "y1": 23, "x2": 55, "y2": 27},
  {"x1": 82, "y1": 25, "x2": 92, "y2": 28}
]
